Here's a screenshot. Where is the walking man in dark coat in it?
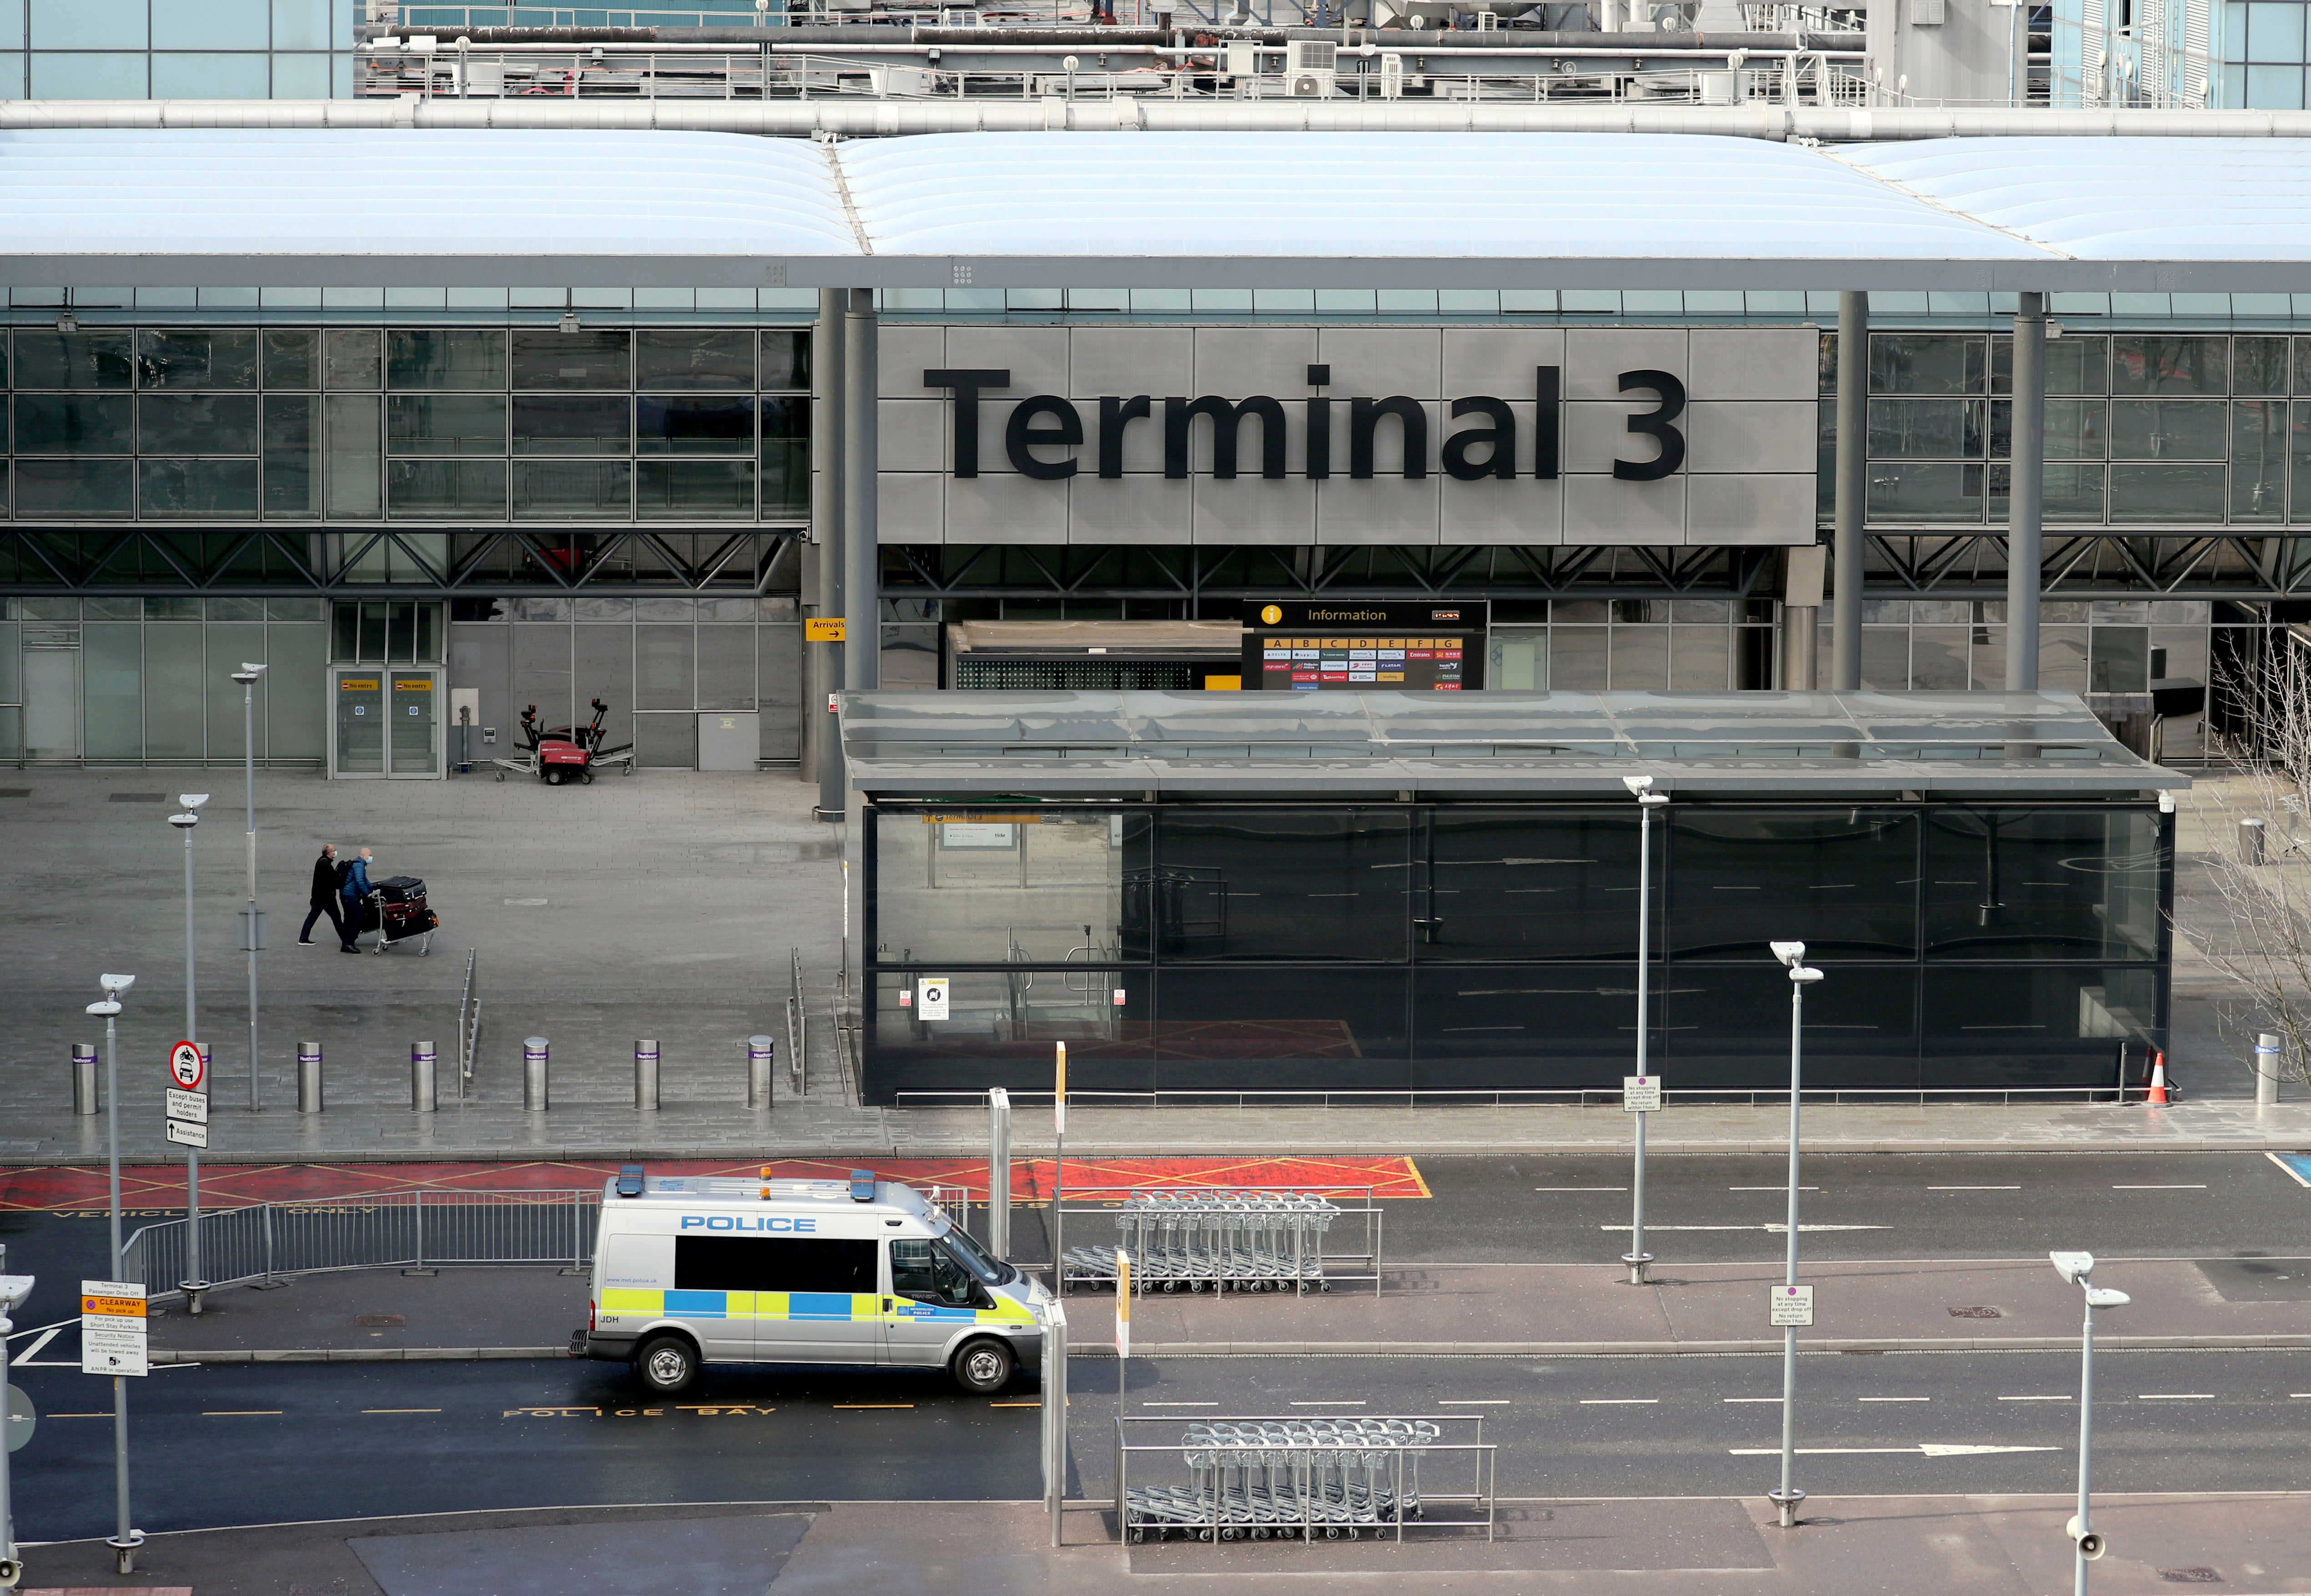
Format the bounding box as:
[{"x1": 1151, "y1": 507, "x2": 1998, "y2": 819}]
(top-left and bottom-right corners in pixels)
[{"x1": 298, "y1": 843, "x2": 354, "y2": 951}]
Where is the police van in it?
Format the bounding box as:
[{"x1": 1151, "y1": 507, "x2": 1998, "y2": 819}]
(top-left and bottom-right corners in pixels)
[{"x1": 571, "y1": 1166, "x2": 1049, "y2": 1395}]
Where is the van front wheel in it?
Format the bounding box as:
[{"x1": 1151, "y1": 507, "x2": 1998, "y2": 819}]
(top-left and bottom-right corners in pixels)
[
  {"x1": 951, "y1": 1338, "x2": 1015, "y2": 1394},
  {"x1": 636, "y1": 1335, "x2": 699, "y2": 1395}
]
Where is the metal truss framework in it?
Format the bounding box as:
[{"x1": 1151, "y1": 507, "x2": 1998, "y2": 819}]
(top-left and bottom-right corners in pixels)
[
  {"x1": 1865, "y1": 533, "x2": 2311, "y2": 597},
  {"x1": 0, "y1": 528, "x2": 803, "y2": 596}
]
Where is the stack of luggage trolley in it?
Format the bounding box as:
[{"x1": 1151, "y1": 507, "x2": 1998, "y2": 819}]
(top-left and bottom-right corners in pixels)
[
  {"x1": 1061, "y1": 1191, "x2": 1340, "y2": 1294},
  {"x1": 1123, "y1": 1419, "x2": 1440, "y2": 1543},
  {"x1": 359, "y1": 875, "x2": 440, "y2": 956}
]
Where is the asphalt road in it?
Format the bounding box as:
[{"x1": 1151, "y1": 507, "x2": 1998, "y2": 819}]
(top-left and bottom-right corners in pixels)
[{"x1": 11, "y1": 1347, "x2": 2311, "y2": 1541}]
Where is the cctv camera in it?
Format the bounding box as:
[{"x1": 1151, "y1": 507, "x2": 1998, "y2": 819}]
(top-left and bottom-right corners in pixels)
[
  {"x1": 181, "y1": 793, "x2": 210, "y2": 809},
  {"x1": 2084, "y1": 1285, "x2": 2130, "y2": 1309},
  {"x1": 2050, "y1": 1249, "x2": 2095, "y2": 1285},
  {"x1": 1622, "y1": 775, "x2": 1654, "y2": 795},
  {"x1": 99, "y1": 973, "x2": 137, "y2": 995},
  {"x1": 167, "y1": 812, "x2": 198, "y2": 830},
  {"x1": 1769, "y1": 941, "x2": 1806, "y2": 968},
  {"x1": 241, "y1": 662, "x2": 269, "y2": 676},
  {"x1": 0, "y1": 1273, "x2": 31, "y2": 1312}
]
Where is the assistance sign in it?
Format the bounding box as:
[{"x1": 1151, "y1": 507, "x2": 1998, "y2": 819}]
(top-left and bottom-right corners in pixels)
[
  {"x1": 165, "y1": 1117, "x2": 209, "y2": 1150},
  {"x1": 1769, "y1": 1284, "x2": 1815, "y2": 1328},
  {"x1": 81, "y1": 1280, "x2": 149, "y2": 1377},
  {"x1": 1622, "y1": 1076, "x2": 1663, "y2": 1113}
]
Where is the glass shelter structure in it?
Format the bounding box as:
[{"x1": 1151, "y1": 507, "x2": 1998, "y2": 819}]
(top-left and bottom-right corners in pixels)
[{"x1": 844, "y1": 690, "x2": 2179, "y2": 1105}]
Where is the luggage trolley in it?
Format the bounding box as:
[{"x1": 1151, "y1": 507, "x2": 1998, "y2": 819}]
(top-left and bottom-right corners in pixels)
[
  {"x1": 1061, "y1": 1189, "x2": 1341, "y2": 1294},
  {"x1": 1121, "y1": 1418, "x2": 1440, "y2": 1544},
  {"x1": 359, "y1": 875, "x2": 440, "y2": 957}
]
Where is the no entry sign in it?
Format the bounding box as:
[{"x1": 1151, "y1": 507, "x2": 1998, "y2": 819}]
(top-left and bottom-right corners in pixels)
[{"x1": 167, "y1": 1040, "x2": 205, "y2": 1092}]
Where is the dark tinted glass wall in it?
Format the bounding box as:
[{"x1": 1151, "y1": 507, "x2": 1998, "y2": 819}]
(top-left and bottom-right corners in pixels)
[{"x1": 860, "y1": 800, "x2": 2167, "y2": 1101}]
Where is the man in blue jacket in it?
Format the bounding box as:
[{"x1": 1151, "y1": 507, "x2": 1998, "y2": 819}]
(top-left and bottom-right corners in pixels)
[{"x1": 338, "y1": 847, "x2": 375, "y2": 955}]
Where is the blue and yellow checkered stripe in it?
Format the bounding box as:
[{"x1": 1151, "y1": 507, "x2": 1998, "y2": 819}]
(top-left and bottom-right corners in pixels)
[{"x1": 602, "y1": 1288, "x2": 1034, "y2": 1328}]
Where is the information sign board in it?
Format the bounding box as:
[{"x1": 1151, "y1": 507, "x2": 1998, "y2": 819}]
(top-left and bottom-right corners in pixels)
[
  {"x1": 1622, "y1": 1076, "x2": 1663, "y2": 1113},
  {"x1": 81, "y1": 1281, "x2": 148, "y2": 1377},
  {"x1": 1769, "y1": 1284, "x2": 1815, "y2": 1328}
]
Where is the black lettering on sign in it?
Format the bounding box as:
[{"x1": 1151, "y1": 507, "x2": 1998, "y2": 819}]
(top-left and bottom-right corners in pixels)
[
  {"x1": 1005, "y1": 396, "x2": 1082, "y2": 480},
  {"x1": 1350, "y1": 395, "x2": 1428, "y2": 480},
  {"x1": 1098, "y1": 395, "x2": 1152, "y2": 479},
  {"x1": 1442, "y1": 396, "x2": 1516, "y2": 482},
  {"x1": 923, "y1": 368, "x2": 1012, "y2": 479},
  {"x1": 1613, "y1": 369, "x2": 1687, "y2": 482},
  {"x1": 1164, "y1": 395, "x2": 1288, "y2": 480},
  {"x1": 1535, "y1": 366, "x2": 1561, "y2": 481}
]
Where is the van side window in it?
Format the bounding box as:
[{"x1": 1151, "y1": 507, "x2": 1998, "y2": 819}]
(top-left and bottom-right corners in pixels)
[
  {"x1": 675, "y1": 1236, "x2": 876, "y2": 1294},
  {"x1": 891, "y1": 1237, "x2": 983, "y2": 1308}
]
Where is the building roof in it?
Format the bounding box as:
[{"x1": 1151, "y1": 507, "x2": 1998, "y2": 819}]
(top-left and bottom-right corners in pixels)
[
  {"x1": 0, "y1": 128, "x2": 2305, "y2": 291},
  {"x1": 839, "y1": 689, "x2": 2185, "y2": 797}
]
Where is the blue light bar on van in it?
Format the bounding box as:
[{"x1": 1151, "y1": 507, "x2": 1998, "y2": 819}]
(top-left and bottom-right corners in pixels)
[
  {"x1": 850, "y1": 1169, "x2": 877, "y2": 1203},
  {"x1": 616, "y1": 1164, "x2": 645, "y2": 1198}
]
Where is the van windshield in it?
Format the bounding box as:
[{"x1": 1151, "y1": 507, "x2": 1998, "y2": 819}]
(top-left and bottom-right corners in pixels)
[{"x1": 940, "y1": 1223, "x2": 1017, "y2": 1287}]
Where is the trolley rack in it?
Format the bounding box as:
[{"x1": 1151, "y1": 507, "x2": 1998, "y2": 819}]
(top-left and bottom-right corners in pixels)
[{"x1": 1054, "y1": 1186, "x2": 1382, "y2": 1297}]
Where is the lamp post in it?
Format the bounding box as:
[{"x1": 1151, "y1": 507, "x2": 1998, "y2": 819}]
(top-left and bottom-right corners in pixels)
[
  {"x1": 85, "y1": 973, "x2": 142, "y2": 1574},
  {"x1": 231, "y1": 663, "x2": 267, "y2": 1111},
  {"x1": 1621, "y1": 774, "x2": 1669, "y2": 1286},
  {"x1": 0, "y1": 1261, "x2": 31, "y2": 1591},
  {"x1": 167, "y1": 796, "x2": 210, "y2": 1312},
  {"x1": 2050, "y1": 1251, "x2": 2128, "y2": 1595},
  {"x1": 1767, "y1": 939, "x2": 1822, "y2": 1530}
]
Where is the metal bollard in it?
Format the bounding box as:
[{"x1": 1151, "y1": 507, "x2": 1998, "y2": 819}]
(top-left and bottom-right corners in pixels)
[
  {"x1": 411, "y1": 1040, "x2": 437, "y2": 1113},
  {"x1": 72, "y1": 1042, "x2": 99, "y2": 1115},
  {"x1": 2244, "y1": 815, "x2": 2269, "y2": 865},
  {"x1": 2257, "y1": 1031, "x2": 2283, "y2": 1111},
  {"x1": 635, "y1": 1039, "x2": 661, "y2": 1111},
  {"x1": 297, "y1": 1041, "x2": 324, "y2": 1114},
  {"x1": 747, "y1": 1035, "x2": 775, "y2": 1109},
  {"x1": 524, "y1": 1036, "x2": 549, "y2": 1111}
]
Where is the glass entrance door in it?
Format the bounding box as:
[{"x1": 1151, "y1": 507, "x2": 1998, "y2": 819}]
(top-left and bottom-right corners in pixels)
[
  {"x1": 334, "y1": 672, "x2": 384, "y2": 774},
  {"x1": 390, "y1": 673, "x2": 439, "y2": 774}
]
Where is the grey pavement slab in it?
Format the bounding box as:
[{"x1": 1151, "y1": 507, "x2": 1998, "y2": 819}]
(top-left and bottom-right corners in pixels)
[
  {"x1": 146, "y1": 1265, "x2": 587, "y2": 1357},
  {"x1": 350, "y1": 1512, "x2": 811, "y2": 1596}
]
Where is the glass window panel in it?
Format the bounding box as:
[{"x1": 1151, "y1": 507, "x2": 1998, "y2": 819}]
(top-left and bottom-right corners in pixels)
[
  {"x1": 1664, "y1": 965, "x2": 1920, "y2": 1091},
  {"x1": 140, "y1": 393, "x2": 258, "y2": 455},
  {"x1": 1666, "y1": 809, "x2": 1921, "y2": 960},
  {"x1": 1911, "y1": 626, "x2": 1970, "y2": 690},
  {"x1": 1869, "y1": 333, "x2": 1985, "y2": 394},
  {"x1": 2251, "y1": 0, "x2": 2309, "y2": 56},
  {"x1": 142, "y1": 622, "x2": 204, "y2": 758},
  {"x1": 387, "y1": 460, "x2": 507, "y2": 517},
  {"x1": 864, "y1": 965, "x2": 1154, "y2": 1101},
  {"x1": 637, "y1": 460, "x2": 754, "y2": 519},
  {"x1": 1155, "y1": 809, "x2": 1411, "y2": 962},
  {"x1": 13, "y1": 394, "x2": 132, "y2": 454},
  {"x1": 2045, "y1": 399, "x2": 2105, "y2": 459},
  {"x1": 637, "y1": 330, "x2": 755, "y2": 391},
  {"x1": 266, "y1": 622, "x2": 327, "y2": 758},
  {"x1": 2108, "y1": 399, "x2": 2229, "y2": 458},
  {"x1": 13, "y1": 458, "x2": 133, "y2": 517},
  {"x1": 2110, "y1": 462, "x2": 2225, "y2": 522},
  {"x1": 1608, "y1": 626, "x2": 1668, "y2": 689},
  {"x1": 2046, "y1": 335, "x2": 2108, "y2": 396},
  {"x1": 263, "y1": 330, "x2": 319, "y2": 390},
  {"x1": 2039, "y1": 626, "x2": 2089, "y2": 690},
  {"x1": 1409, "y1": 964, "x2": 1633, "y2": 1090},
  {"x1": 1860, "y1": 626, "x2": 1909, "y2": 689},
  {"x1": 637, "y1": 395, "x2": 754, "y2": 455},
  {"x1": 1868, "y1": 398, "x2": 1983, "y2": 459},
  {"x1": 136, "y1": 329, "x2": 257, "y2": 389},
  {"x1": 386, "y1": 330, "x2": 508, "y2": 390},
  {"x1": 1152, "y1": 966, "x2": 1407, "y2": 1093},
  {"x1": 875, "y1": 810, "x2": 1148, "y2": 964},
  {"x1": 1922, "y1": 965, "x2": 2156, "y2": 1088},
  {"x1": 264, "y1": 394, "x2": 319, "y2": 519},
  {"x1": 2090, "y1": 626, "x2": 2150, "y2": 692},
  {"x1": 11, "y1": 329, "x2": 133, "y2": 389},
  {"x1": 2112, "y1": 335, "x2": 2229, "y2": 395},
  {"x1": 2233, "y1": 400, "x2": 2289, "y2": 522},
  {"x1": 760, "y1": 395, "x2": 810, "y2": 518},
  {"x1": 1416, "y1": 810, "x2": 1639, "y2": 962},
  {"x1": 1549, "y1": 626, "x2": 1609, "y2": 690},
  {"x1": 1926, "y1": 809, "x2": 2160, "y2": 959},
  {"x1": 1669, "y1": 624, "x2": 1729, "y2": 689},
  {"x1": 323, "y1": 329, "x2": 381, "y2": 389},
  {"x1": 2235, "y1": 335, "x2": 2291, "y2": 395},
  {"x1": 324, "y1": 393, "x2": 382, "y2": 517},
  {"x1": 140, "y1": 458, "x2": 259, "y2": 518},
  {"x1": 387, "y1": 395, "x2": 507, "y2": 455},
  {"x1": 1868, "y1": 461, "x2": 1983, "y2": 522},
  {"x1": 2045, "y1": 463, "x2": 2107, "y2": 522},
  {"x1": 510, "y1": 329, "x2": 630, "y2": 390},
  {"x1": 81, "y1": 622, "x2": 142, "y2": 760},
  {"x1": 512, "y1": 395, "x2": 631, "y2": 455},
  {"x1": 761, "y1": 330, "x2": 810, "y2": 391},
  {"x1": 698, "y1": 625, "x2": 753, "y2": 711},
  {"x1": 634, "y1": 622, "x2": 696, "y2": 712},
  {"x1": 512, "y1": 460, "x2": 631, "y2": 519}
]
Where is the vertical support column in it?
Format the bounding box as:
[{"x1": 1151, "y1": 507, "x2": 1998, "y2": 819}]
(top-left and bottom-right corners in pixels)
[
  {"x1": 988, "y1": 1086, "x2": 1013, "y2": 1260},
  {"x1": 2007, "y1": 291, "x2": 2047, "y2": 692},
  {"x1": 841, "y1": 286, "x2": 880, "y2": 698},
  {"x1": 1782, "y1": 545, "x2": 1825, "y2": 691},
  {"x1": 1831, "y1": 291, "x2": 1867, "y2": 692},
  {"x1": 813, "y1": 287, "x2": 847, "y2": 822}
]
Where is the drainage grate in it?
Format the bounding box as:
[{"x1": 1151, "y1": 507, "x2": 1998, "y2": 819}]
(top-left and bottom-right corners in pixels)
[
  {"x1": 106, "y1": 792, "x2": 166, "y2": 803},
  {"x1": 355, "y1": 1313, "x2": 407, "y2": 1328},
  {"x1": 0, "y1": 788, "x2": 28, "y2": 798},
  {"x1": 1947, "y1": 1306, "x2": 2005, "y2": 1319},
  {"x1": 2159, "y1": 1570, "x2": 2223, "y2": 1584}
]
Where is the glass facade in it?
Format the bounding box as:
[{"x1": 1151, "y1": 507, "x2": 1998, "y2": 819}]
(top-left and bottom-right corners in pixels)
[
  {"x1": 0, "y1": 327, "x2": 810, "y2": 525},
  {"x1": 859, "y1": 798, "x2": 2169, "y2": 1101}
]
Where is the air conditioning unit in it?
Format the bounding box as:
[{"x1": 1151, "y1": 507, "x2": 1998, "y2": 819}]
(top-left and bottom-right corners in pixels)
[
  {"x1": 1287, "y1": 40, "x2": 1339, "y2": 73},
  {"x1": 1378, "y1": 51, "x2": 1405, "y2": 99}
]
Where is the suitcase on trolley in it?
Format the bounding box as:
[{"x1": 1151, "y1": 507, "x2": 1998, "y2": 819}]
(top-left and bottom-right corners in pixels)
[{"x1": 374, "y1": 875, "x2": 427, "y2": 906}]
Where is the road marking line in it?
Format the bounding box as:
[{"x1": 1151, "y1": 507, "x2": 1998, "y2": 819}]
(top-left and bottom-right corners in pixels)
[
  {"x1": 1141, "y1": 1402, "x2": 1217, "y2": 1408},
  {"x1": 1859, "y1": 1396, "x2": 1931, "y2": 1402},
  {"x1": 1929, "y1": 1185, "x2": 2021, "y2": 1191},
  {"x1": 1290, "y1": 1400, "x2": 1366, "y2": 1406},
  {"x1": 2113, "y1": 1185, "x2": 2207, "y2": 1190},
  {"x1": 1999, "y1": 1395, "x2": 2072, "y2": 1402},
  {"x1": 49, "y1": 1413, "x2": 112, "y2": 1419},
  {"x1": 831, "y1": 1404, "x2": 913, "y2": 1409},
  {"x1": 2291, "y1": 1393, "x2": 2311, "y2": 1399},
  {"x1": 989, "y1": 1401, "x2": 1041, "y2": 1408},
  {"x1": 2266, "y1": 1152, "x2": 2311, "y2": 1189},
  {"x1": 203, "y1": 1410, "x2": 283, "y2": 1416},
  {"x1": 1535, "y1": 1187, "x2": 1627, "y2": 1192},
  {"x1": 1723, "y1": 1398, "x2": 1782, "y2": 1404},
  {"x1": 10, "y1": 1325, "x2": 63, "y2": 1365},
  {"x1": 1579, "y1": 1399, "x2": 1658, "y2": 1405},
  {"x1": 2138, "y1": 1394, "x2": 2215, "y2": 1400},
  {"x1": 1728, "y1": 1444, "x2": 2059, "y2": 1457},
  {"x1": 1600, "y1": 1224, "x2": 1889, "y2": 1233},
  {"x1": 1437, "y1": 1399, "x2": 1511, "y2": 1406},
  {"x1": 1729, "y1": 1187, "x2": 1820, "y2": 1192},
  {"x1": 362, "y1": 1408, "x2": 441, "y2": 1414}
]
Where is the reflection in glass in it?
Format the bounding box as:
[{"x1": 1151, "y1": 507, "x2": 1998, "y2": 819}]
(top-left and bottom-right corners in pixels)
[
  {"x1": 324, "y1": 393, "x2": 382, "y2": 518},
  {"x1": 264, "y1": 395, "x2": 318, "y2": 517},
  {"x1": 139, "y1": 458, "x2": 260, "y2": 518},
  {"x1": 386, "y1": 330, "x2": 508, "y2": 390},
  {"x1": 510, "y1": 329, "x2": 629, "y2": 390},
  {"x1": 762, "y1": 331, "x2": 811, "y2": 391},
  {"x1": 387, "y1": 395, "x2": 507, "y2": 455},
  {"x1": 2045, "y1": 399, "x2": 2105, "y2": 459},
  {"x1": 2234, "y1": 335, "x2": 2291, "y2": 396},
  {"x1": 140, "y1": 394, "x2": 258, "y2": 455},
  {"x1": 1417, "y1": 810, "x2": 1639, "y2": 960},
  {"x1": 1667, "y1": 809, "x2": 1920, "y2": 960},
  {"x1": 1665, "y1": 965, "x2": 1921, "y2": 1090},
  {"x1": 1410, "y1": 965, "x2": 1637, "y2": 1089},
  {"x1": 387, "y1": 459, "x2": 507, "y2": 517},
  {"x1": 637, "y1": 460, "x2": 753, "y2": 518},
  {"x1": 324, "y1": 329, "x2": 381, "y2": 389},
  {"x1": 2112, "y1": 335, "x2": 2227, "y2": 395},
  {"x1": 11, "y1": 330, "x2": 134, "y2": 389},
  {"x1": 875, "y1": 811, "x2": 1148, "y2": 964},
  {"x1": 137, "y1": 329, "x2": 258, "y2": 389},
  {"x1": 1924, "y1": 809, "x2": 2160, "y2": 959},
  {"x1": 761, "y1": 395, "x2": 810, "y2": 517},
  {"x1": 2047, "y1": 335, "x2": 2108, "y2": 396},
  {"x1": 638, "y1": 395, "x2": 754, "y2": 454},
  {"x1": 1922, "y1": 966, "x2": 2157, "y2": 1087},
  {"x1": 1867, "y1": 461, "x2": 1982, "y2": 521},
  {"x1": 1153, "y1": 966, "x2": 1407, "y2": 1091},
  {"x1": 513, "y1": 460, "x2": 632, "y2": 518},
  {"x1": 512, "y1": 395, "x2": 630, "y2": 455},
  {"x1": 1867, "y1": 397, "x2": 1982, "y2": 459},
  {"x1": 264, "y1": 329, "x2": 319, "y2": 390},
  {"x1": 1870, "y1": 334, "x2": 1984, "y2": 395},
  {"x1": 14, "y1": 394, "x2": 133, "y2": 454},
  {"x1": 2234, "y1": 400, "x2": 2288, "y2": 522},
  {"x1": 12, "y1": 458, "x2": 134, "y2": 516},
  {"x1": 1156, "y1": 809, "x2": 1410, "y2": 961},
  {"x1": 867, "y1": 967, "x2": 1152, "y2": 1098},
  {"x1": 636, "y1": 329, "x2": 754, "y2": 390},
  {"x1": 2109, "y1": 399, "x2": 2228, "y2": 458},
  {"x1": 2110, "y1": 463, "x2": 2224, "y2": 522}
]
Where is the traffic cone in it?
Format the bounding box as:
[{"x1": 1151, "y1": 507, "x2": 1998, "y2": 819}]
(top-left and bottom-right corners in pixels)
[{"x1": 2147, "y1": 1051, "x2": 2171, "y2": 1106}]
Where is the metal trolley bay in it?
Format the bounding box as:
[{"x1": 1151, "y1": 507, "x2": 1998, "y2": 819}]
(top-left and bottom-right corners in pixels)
[
  {"x1": 1116, "y1": 1414, "x2": 1495, "y2": 1545},
  {"x1": 1059, "y1": 1187, "x2": 1382, "y2": 1296}
]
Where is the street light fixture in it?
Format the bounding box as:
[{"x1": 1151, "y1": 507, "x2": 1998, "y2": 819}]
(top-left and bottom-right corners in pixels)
[
  {"x1": 166, "y1": 796, "x2": 211, "y2": 1313},
  {"x1": 1767, "y1": 939, "x2": 1823, "y2": 1530},
  {"x1": 1621, "y1": 774, "x2": 1670, "y2": 1286},
  {"x1": 83, "y1": 974, "x2": 142, "y2": 1573},
  {"x1": 2051, "y1": 1250, "x2": 2128, "y2": 1593},
  {"x1": 231, "y1": 664, "x2": 267, "y2": 1112},
  {"x1": 0, "y1": 1265, "x2": 33, "y2": 1590}
]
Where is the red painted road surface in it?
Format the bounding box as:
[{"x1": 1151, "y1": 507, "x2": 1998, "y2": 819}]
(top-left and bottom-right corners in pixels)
[{"x1": 0, "y1": 1156, "x2": 1429, "y2": 1210}]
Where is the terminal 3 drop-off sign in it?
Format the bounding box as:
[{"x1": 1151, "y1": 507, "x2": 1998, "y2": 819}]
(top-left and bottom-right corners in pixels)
[{"x1": 882, "y1": 326, "x2": 1818, "y2": 546}]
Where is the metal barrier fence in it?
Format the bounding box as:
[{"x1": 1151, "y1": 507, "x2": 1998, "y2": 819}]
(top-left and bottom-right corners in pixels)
[
  {"x1": 787, "y1": 944, "x2": 808, "y2": 1094},
  {"x1": 121, "y1": 1188, "x2": 599, "y2": 1296},
  {"x1": 1117, "y1": 1414, "x2": 1493, "y2": 1544},
  {"x1": 456, "y1": 947, "x2": 481, "y2": 1097},
  {"x1": 903, "y1": 1083, "x2": 2147, "y2": 1108},
  {"x1": 1056, "y1": 1186, "x2": 1381, "y2": 1296}
]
